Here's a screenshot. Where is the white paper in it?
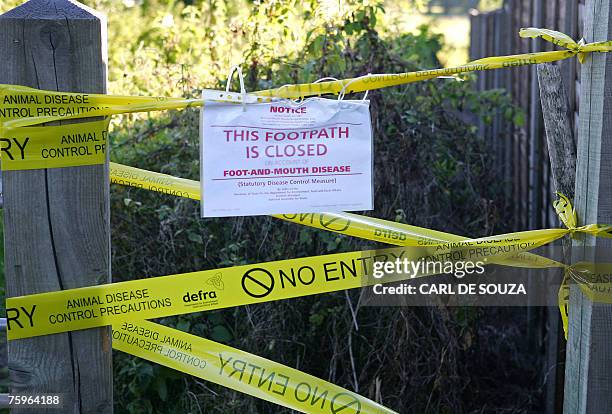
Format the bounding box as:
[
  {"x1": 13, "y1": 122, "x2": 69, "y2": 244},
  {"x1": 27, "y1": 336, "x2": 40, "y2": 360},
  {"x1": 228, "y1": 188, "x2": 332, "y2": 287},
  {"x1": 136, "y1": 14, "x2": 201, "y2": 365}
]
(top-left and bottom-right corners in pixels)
[{"x1": 201, "y1": 97, "x2": 373, "y2": 217}]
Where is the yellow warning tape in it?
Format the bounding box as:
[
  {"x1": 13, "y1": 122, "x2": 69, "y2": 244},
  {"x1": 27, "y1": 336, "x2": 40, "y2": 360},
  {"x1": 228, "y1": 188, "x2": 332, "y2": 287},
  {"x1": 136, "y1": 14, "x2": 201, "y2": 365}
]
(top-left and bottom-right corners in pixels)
[
  {"x1": 1, "y1": 28, "x2": 611, "y2": 131},
  {"x1": 109, "y1": 162, "x2": 611, "y2": 265},
  {"x1": 557, "y1": 262, "x2": 612, "y2": 340},
  {"x1": 113, "y1": 320, "x2": 396, "y2": 414},
  {"x1": 107, "y1": 163, "x2": 612, "y2": 340},
  {"x1": 5, "y1": 162, "x2": 610, "y2": 341},
  {"x1": 6, "y1": 238, "x2": 547, "y2": 340},
  {"x1": 569, "y1": 263, "x2": 612, "y2": 303},
  {"x1": 2, "y1": 28, "x2": 611, "y2": 173},
  {"x1": 1, "y1": 119, "x2": 110, "y2": 170},
  {"x1": 558, "y1": 274, "x2": 570, "y2": 338}
]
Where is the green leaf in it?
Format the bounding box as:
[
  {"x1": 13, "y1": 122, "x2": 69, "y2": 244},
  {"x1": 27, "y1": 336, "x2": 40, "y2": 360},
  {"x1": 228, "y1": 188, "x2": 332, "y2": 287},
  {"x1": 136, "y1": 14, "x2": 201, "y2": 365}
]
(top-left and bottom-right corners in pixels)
[
  {"x1": 207, "y1": 312, "x2": 224, "y2": 325},
  {"x1": 211, "y1": 325, "x2": 233, "y2": 342},
  {"x1": 513, "y1": 111, "x2": 526, "y2": 127},
  {"x1": 138, "y1": 363, "x2": 154, "y2": 378},
  {"x1": 187, "y1": 232, "x2": 203, "y2": 244},
  {"x1": 156, "y1": 378, "x2": 168, "y2": 401},
  {"x1": 176, "y1": 318, "x2": 191, "y2": 332}
]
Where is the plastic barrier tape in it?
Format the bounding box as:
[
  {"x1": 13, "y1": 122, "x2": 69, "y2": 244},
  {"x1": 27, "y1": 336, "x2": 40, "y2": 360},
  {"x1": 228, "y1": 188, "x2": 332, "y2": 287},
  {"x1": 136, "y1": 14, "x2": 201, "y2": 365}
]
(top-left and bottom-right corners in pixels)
[
  {"x1": 558, "y1": 275, "x2": 570, "y2": 339},
  {"x1": 0, "y1": 84, "x2": 202, "y2": 129},
  {"x1": 107, "y1": 162, "x2": 573, "y2": 270},
  {"x1": 108, "y1": 163, "x2": 612, "y2": 341},
  {"x1": 2, "y1": 28, "x2": 612, "y2": 129},
  {"x1": 113, "y1": 320, "x2": 396, "y2": 414},
  {"x1": 7, "y1": 236, "x2": 553, "y2": 340},
  {"x1": 110, "y1": 162, "x2": 201, "y2": 199},
  {"x1": 256, "y1": 28, "x2": 612, "y2": 99},
  {"x1": 0, "y1": 119, "x2": 110, "y2": 170},
  {"x1": 557, "y1": 263, "x2": 612, "y2": 339},
  {"x1": 567, "y1": 263, "x2": 612, "y2": 304}
]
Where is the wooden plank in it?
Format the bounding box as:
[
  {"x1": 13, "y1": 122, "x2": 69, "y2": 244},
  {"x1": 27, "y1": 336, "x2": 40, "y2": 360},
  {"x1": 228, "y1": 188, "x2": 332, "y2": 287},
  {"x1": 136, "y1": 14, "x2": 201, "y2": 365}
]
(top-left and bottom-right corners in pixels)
[
  {"x1": 579, "y1": 1, "x2": 586, "y2": 31},
  {"x1": 526, "y1": 0, "x2": 544, "y2": 352},
  {"x1": 536, "y1": 63, "x2": 577, "y2": 197},
  {"x1": 544, "y1": 0, "x2": 558, "y2": 49},
  {"x1": 477, "y1": 13, "x2": 489, "y2": 138},
  {"x1": 503, "y1": 3, "x2": 514, "y2": 206},
  {"x1": 562, "y1": 0, "x2": 579, "y2": 144},
  {"x1": 511, "y1": 0, "x2": 522, "y2": 229},
  {"x1": 520, "y1": 0, "x2": 532, "y2": 230},
  {"x1": 0, "y1": 1, "x2": 113, "y2": 412},
  {"x1": 469, "y1": 10, "x2": 481, "y2": 60},
  {"x1": 541, "y1": 0, "x2": 558, "y2": 228},
  {"x1": 537, "y1": 61, "x2": 576, "y2": 414},
  {"x1": 493, "y1": 11, "x2": 502, "y2": 165},
  {"x1": 576, "y1": 1, "x2": 585, "y2": 144},
  {"x1": 564, "y1": 0, "x2": 612, "y2": 412},
  {"x1": 529, "y1": 0, "x2": 544, "y2": 230},
  {"x1": 479, "y1": 14, "x2": 488, "y2": 92}
]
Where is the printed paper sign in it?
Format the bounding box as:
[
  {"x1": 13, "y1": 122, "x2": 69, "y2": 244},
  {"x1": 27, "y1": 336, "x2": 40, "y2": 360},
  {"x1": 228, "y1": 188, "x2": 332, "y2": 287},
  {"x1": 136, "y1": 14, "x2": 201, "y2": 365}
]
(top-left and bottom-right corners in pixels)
[{"x1": 201, "y1": 98, "x2": 373, "y2": 217}]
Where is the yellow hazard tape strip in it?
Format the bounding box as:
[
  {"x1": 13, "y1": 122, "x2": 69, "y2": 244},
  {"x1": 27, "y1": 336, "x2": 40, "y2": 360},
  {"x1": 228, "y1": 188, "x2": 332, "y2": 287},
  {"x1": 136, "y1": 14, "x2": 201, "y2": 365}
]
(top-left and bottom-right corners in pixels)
[
  {"x1": 112, "y1": 320, "x2": 396, "y2": 414},
  {"x1": 111, "y1": 161, "x2": 553, "y2": 251},
  {"x1": 570, "y1": 263, "x2": 612, "y2": 303},
  {"x1": 108, "y1": 163, "x2": 612, "y2": 340},
  {"x1": 557, "y1": 262, "x2": 612, "y2": 340},
  {"x1": 109, "y1": 162, "x2": 611, "y2": 266},
  {"x1": 1, "y1": 119, "x2": 110, "y2": 170},
  {"x1": 6, "y1": 165, "x2": 611, "y2": 340},
  {"x1": 1, "y1": 27, "x2": 611, "y2": 131},
  {"x1": 6, "y1": 238, "x2": 547, "y2": 340},
  {"x1": 1, "y1": 28, "x2": 611, "y2": 172}
]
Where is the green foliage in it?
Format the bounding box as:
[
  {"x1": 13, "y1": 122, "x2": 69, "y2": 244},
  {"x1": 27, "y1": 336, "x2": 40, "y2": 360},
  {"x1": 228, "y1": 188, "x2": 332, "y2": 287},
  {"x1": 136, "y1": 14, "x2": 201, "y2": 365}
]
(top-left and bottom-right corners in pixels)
[{"x1": 105, "y1": 1, "x2": 532, "y2": 413}]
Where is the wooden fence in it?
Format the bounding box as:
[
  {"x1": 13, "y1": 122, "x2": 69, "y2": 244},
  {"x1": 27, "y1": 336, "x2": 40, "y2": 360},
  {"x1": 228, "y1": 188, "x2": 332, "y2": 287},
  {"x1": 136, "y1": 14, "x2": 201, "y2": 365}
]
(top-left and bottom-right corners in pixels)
[
  {"x1": 470, "y1": 0, "x2": 584, "y2": 231},
  {"x1": 470, "y1": 3, "x2": 586, "y2": 412}
]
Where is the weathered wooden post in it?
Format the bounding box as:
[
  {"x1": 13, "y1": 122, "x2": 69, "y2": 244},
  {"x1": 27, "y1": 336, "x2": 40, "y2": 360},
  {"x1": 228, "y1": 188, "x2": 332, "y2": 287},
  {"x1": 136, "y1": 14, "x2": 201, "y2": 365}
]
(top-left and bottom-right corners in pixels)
[
  {"x1": 537, "y1": 62, "x2": 577, "y2": 414},
  {"x1": 0, "y1": 0, "x2": 112, "y2": 412},
  {"x1": 564, "y1": 0, "x2": 612, "y2": 413}
]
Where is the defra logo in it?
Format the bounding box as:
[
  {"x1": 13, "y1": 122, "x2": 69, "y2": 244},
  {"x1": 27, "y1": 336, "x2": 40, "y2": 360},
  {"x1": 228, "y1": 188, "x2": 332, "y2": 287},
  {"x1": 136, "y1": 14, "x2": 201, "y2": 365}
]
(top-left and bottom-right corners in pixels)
[
  {"x1": 183, "y1": 274, "x2": 223, "y2": 303},
  {"x1": 182, "y1": 290, "x2": 217, "y2": 302},
  {"x1": 269, "y1": 106, "x2": 306, "y2": 114}
]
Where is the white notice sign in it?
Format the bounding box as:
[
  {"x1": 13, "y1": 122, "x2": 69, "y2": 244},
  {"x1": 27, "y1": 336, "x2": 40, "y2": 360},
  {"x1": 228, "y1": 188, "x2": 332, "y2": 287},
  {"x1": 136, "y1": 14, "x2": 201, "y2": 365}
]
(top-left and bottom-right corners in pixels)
[{"x1": 201, "y1": 98, "x2": 373, "y2": 217}]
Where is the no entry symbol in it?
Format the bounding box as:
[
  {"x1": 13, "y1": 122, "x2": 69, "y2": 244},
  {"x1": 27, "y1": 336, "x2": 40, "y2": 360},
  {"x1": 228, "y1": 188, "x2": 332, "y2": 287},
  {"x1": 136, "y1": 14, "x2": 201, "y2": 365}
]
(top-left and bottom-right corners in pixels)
[{"x1": 241, "y1": 268, "x2": 275, "y2": 298}]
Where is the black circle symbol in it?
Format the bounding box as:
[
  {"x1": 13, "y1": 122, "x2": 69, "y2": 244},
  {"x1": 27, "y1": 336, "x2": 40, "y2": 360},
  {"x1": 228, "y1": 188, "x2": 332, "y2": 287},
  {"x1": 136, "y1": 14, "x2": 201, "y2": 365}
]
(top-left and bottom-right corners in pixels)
[
  {"x1": 241, "y1": 268, "x2": 275, "y2": 298},
  {"x1": 319, "y1": 214, "x2": 351, "y2": 232},
  {"x1": 330, "y1": 393, "x2": 362, "y2": 414}
]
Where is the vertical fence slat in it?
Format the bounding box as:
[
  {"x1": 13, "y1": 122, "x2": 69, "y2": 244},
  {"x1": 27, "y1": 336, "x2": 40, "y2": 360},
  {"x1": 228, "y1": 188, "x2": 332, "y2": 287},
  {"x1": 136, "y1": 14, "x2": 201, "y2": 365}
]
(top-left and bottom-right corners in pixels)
[{"x1": 565, "y1": 0, "x2": 612, "y2": 412}]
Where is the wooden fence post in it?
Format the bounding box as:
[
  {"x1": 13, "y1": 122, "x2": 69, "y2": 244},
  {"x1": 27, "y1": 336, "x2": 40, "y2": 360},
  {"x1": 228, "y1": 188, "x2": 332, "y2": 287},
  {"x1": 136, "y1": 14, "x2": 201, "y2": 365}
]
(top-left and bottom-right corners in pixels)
[
  {"x1": 537, "y1": 64, "x2": 576, "y2": 199},
  {"x1": 564, "y1": 0, "x2": 612, "y2": 413},
  {"x1": 0, "y1": 1, "x2": 112, "y2": 412}
]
